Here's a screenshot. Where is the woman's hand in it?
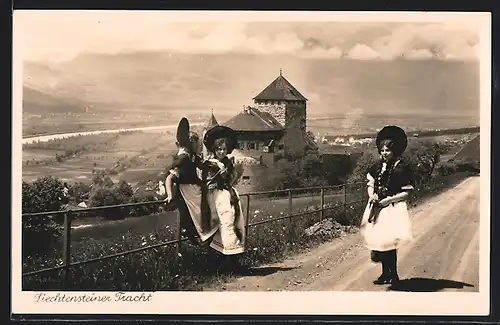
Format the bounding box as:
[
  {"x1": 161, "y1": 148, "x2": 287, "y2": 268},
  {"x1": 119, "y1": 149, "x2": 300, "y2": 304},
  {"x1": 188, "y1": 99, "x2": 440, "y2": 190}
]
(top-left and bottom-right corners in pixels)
[
  {"x1": 164, "y1": 195, "x2": 173, "y2": 204},
  {"x1": 369, "y1": 193, "x2": 379, "y2": 203},
  {"x1": 378, "y1": 197, "x2": 393, "y2": 208}
]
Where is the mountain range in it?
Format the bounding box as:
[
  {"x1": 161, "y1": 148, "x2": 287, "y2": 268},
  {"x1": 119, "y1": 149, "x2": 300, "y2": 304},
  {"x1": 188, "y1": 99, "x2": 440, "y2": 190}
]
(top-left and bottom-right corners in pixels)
[{"x1": 22, "y1": 51, "x2": 480, "y2": 121}]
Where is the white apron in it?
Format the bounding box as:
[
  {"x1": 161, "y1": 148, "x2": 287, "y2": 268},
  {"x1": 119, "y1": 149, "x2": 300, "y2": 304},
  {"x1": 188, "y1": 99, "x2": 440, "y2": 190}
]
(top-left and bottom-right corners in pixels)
[
  {"x1": 204, "y1": 158, "x2": 246, "y2": 255},
  {"x1": 359, "y1": 161, "x2": 414, "y2": 251}
]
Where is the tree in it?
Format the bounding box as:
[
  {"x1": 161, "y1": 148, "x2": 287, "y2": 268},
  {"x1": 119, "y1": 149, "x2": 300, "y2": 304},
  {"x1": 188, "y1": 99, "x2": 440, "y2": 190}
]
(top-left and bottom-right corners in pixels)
[
  {"x1": 22, "y1": 176, "x2": 65, "y2": 258},
  {"x1": 117, "y1": 180, "x2": 134, "y2": 198},
  {"x1": 347, "y1": 151, "x2": 377, "y2": 183},
  {"x1": 88, "y1": 186, "x2": 129, "y2": 220},
  {"x1": 403, "y1": 139, "x2": 445, "y2": 184},
  {"x1": 22, "y1": 176, "x2": 65, "y2": 214},
  {"x1": 71, "y1": 182, "x2": 92, "y2": 202}
]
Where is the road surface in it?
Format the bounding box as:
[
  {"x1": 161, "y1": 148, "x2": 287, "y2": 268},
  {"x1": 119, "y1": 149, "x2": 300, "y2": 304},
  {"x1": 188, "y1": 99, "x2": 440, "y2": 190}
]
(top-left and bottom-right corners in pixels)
[{"x1": 204, "y1": 176, "x2": 480, "y2": 292}]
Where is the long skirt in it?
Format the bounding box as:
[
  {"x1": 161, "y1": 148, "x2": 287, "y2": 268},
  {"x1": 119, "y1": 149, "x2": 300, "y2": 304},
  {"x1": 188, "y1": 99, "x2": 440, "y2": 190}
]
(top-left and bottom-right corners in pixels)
[
  {"x1": 177, "y1": 184, "x2": 219, "y2": 242},
  {"x1": 360, "y1": 200, "x2": 414, "y2": 252},
  {"x1": 207, "y1": 188, "x2": 246, "y2": 255}
]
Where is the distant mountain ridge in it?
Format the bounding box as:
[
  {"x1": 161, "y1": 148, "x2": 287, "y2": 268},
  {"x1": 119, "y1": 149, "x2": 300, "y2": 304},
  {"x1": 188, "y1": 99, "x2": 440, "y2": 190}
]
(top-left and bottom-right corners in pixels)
[{"x1": 22, "y1": 51, "x2": 480, "y2": 119}]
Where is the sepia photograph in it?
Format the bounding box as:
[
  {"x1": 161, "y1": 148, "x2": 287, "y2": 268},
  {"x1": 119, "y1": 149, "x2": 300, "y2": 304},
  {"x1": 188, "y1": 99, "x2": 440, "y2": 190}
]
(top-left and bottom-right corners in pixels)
[{"x1": 12, "y1": 10, "x2": 491, "y2": 316}]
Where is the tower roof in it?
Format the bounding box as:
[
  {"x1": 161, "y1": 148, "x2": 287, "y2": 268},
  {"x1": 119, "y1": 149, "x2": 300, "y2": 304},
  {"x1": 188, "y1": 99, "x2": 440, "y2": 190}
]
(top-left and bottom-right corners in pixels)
[
  {"x1": 205, "y1": 110, "x2": 219, "y2": 129},
  {"x1": 252, "y1": 71, "x2": 308, "y2": 102}
]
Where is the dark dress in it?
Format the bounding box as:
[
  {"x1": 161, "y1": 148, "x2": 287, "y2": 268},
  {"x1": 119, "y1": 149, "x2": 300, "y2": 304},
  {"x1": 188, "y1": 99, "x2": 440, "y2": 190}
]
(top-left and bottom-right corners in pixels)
[{"x1": 168, "y1": 149, "x2": 216, "y2": 244}]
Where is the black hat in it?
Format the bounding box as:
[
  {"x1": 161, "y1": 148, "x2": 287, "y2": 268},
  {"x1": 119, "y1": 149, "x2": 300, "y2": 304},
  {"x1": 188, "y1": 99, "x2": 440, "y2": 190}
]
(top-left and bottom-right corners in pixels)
[
  {"x1": 203, "y1": 125, "x2": 238, "y2": 154},
  {"x1": 376, "y1": 125, "x2": 408, "y2": 156},
  {"x1": 176, "y1": 117, "x2": 191, "y2": 148}
]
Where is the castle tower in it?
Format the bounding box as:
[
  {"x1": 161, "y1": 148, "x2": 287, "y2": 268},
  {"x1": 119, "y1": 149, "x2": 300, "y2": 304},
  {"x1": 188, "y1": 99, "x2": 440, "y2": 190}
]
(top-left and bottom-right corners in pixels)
[
  {"x1": 252, "y1": 70, "x2": 315, "y2": 155},
  {"x1": 252, "y1": 69, "x2": 308, "y2": 133}
]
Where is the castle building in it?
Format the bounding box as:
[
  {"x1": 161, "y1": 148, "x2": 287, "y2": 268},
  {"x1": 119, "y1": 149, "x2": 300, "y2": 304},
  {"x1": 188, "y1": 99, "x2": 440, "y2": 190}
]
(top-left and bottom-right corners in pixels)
[
  {"x1": 204, "y1": 70, "x2": 319, "y2": 191},
  {"x1": 210, "y1": 70, "x2": 316, "y2": 161}
]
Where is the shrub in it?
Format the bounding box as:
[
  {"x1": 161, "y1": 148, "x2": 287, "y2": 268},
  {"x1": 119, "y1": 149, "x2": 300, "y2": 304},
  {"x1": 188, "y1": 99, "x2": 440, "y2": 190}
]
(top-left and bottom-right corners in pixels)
[
  {"x1": 88, "y1": 186, "x2": 130, "y2": 220},
  {"x1": 22, "y1": 176, "x2": 65, "y2": 258},
  {"x1": 71, "y1": 182, "x2": 92, "y2": 202}
]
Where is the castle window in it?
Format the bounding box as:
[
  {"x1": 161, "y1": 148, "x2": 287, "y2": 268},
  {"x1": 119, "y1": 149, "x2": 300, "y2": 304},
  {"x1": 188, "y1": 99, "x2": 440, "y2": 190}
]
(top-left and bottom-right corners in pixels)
[
  {"x1": 242, "y1": 176, "x2": 250, "y2": 180},
  {"x1": 238, "y1": 142, "x2": 245, "y2": 150},
  {"x1": 247, "y1": 142, "x2": 256, "y2": 150}
]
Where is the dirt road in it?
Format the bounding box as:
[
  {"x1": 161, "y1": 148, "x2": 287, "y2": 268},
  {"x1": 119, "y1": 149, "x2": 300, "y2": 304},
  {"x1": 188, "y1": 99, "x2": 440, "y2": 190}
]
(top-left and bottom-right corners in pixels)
[{"x1": 204, "y1": 176, "x2": 480, "y2": 292}]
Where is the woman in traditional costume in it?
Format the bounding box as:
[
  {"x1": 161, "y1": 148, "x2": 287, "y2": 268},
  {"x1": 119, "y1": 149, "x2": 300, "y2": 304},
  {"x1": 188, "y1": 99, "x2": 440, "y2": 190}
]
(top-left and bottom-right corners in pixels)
[
  {"x1": 164, "y1": 118, "x2": 219, "y2": 246},
  {"x1": 201, "y1": 125, "x2": 246, "y2": 263},
  {"x1": 360, "y1": 125, "x2": 415, "y2": 285}
]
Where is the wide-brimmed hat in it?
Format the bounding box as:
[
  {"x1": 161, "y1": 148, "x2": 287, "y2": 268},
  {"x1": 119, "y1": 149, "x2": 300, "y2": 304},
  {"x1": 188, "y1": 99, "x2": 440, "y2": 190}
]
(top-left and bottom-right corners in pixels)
[
  {"x1": 375, "y1": 125, "x2": 408, "y2": 156},
  {"x1": 203, "y1": 125, "x2": 238, "y2": 154},
  {"x1": 176, "y1": 117, "x2": 191, "y2": 148}
]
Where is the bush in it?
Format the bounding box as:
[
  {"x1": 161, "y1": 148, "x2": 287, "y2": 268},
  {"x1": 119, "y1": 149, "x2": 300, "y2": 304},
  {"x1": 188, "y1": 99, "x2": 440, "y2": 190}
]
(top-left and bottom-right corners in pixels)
[
  {"x1": 258, "y1": 151, "x2": 339, "y2": 191},
  {"x1": 22, "y1": 176, "x2": 65, "y2": 258},
  {"x1": 88, "y1": 185, "x2": 130, "y2": 220},
  {"x1": 70, "y1": 182, "x2": 92, "y2": 202}
]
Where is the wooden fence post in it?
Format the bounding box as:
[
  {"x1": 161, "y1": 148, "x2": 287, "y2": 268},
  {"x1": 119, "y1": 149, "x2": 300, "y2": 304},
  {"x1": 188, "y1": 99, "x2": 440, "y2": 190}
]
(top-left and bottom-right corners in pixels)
[
  {"x1": 320, "y1": 187, "x2": 325, "y2": 221},
  {"x1": 288, "y1": 190, "x2": 293, "y2": 240},
  {"x1": 344, "y1": 183, "x2": 348, "y2": 222},
  {"x1": 176, "y1": 210, "x2": 182, "y2": 274},
  {"x1": 244, "y1": 194, "x2": 250, "y2": 249},
  {"x1": 62, "y1": 211, "x2": 72, "y2": 287}
]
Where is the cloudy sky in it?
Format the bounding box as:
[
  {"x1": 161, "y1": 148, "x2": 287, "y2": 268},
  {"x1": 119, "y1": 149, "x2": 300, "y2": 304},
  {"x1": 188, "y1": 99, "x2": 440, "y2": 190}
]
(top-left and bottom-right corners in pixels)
[{"x1": 15, "y1": 11, "x2": 485, "y2": 63}]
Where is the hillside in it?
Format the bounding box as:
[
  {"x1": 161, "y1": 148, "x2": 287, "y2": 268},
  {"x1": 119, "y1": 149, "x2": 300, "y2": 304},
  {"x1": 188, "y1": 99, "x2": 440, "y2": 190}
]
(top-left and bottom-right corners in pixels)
[
  {"x1": 450, "y1": 134, "x2": 480, "y2": 162},
  {"x1": 23, "y1": 52, "x2": 480, "y2": 120},
  {"x1": 22, "y1": 87, "x2": 88, "y2": 114}
]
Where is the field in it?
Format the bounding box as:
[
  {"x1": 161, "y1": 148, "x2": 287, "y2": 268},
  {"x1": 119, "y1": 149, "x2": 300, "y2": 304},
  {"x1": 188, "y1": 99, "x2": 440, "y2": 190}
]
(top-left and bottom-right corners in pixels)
[
  {"x1": 22, "y1": 111, "x2": 211, "y2": 138},
  {"x1": 22, "y1": 130, "x2": 181, "y2": 185}
]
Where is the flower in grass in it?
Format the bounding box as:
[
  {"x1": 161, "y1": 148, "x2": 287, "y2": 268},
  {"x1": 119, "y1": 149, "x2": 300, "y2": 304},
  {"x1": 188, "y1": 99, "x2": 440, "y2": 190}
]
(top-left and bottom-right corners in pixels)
[
  {"x1": 253, "y1": 247, "x2": 258, "y2": 251},
  {"x1": 254, "y1": 210, "x2": 260, "y2": 214},
  {"x1": 141, "y1": 242, "x2": 147, "y2": 246},
  {"x1": 178, "y1": 253, "x2": 182, "y2": 257}
]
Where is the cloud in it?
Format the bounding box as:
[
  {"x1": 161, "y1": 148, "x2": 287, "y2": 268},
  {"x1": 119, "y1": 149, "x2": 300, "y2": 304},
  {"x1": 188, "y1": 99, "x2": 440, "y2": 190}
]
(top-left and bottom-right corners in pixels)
[
  {"x1": 347, "y1": 44, "x2": 381, "y2": 60},
  {"x1": 405, "y1": 49, "x2": 434, "y2": 60},
  {"x1": 15, "y1": 12, "x2": 482, "y2": 63}
]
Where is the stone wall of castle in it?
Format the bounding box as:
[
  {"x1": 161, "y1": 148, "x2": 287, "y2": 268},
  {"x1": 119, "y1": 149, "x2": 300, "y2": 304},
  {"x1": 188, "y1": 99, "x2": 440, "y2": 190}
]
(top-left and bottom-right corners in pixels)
[
  {"x1": 254, "y1": 100, "x2": 307, "y2": 133},
  {"x1": 254, "y1": 102, "x2": 287, "y2": 126},
  {"x1": 284, "y1": 101, "x2": 307, "y2": 132}
]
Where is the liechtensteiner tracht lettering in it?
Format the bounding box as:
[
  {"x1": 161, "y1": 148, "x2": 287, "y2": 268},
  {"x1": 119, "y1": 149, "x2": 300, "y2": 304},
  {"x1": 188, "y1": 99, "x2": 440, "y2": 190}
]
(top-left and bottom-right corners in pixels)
[{"x1": 34, "y1": 292, "x2": 153, "y2": 303}]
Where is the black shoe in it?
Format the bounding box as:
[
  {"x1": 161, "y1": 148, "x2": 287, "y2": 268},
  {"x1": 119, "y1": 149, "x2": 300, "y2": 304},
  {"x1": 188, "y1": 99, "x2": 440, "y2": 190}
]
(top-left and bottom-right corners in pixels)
[
  {"x1": 373, "y1": 273, "x2": 391, "y2": 285},
  {"x1": 390, "y1": 273, "x2": 400, "y2": 285}
]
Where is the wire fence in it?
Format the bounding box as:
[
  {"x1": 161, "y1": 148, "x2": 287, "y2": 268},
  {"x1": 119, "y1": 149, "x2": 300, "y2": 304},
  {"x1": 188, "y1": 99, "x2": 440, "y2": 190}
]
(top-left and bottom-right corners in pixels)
[{"x1": 21, "y1": 181, "x2": 366, "y2": 286}]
